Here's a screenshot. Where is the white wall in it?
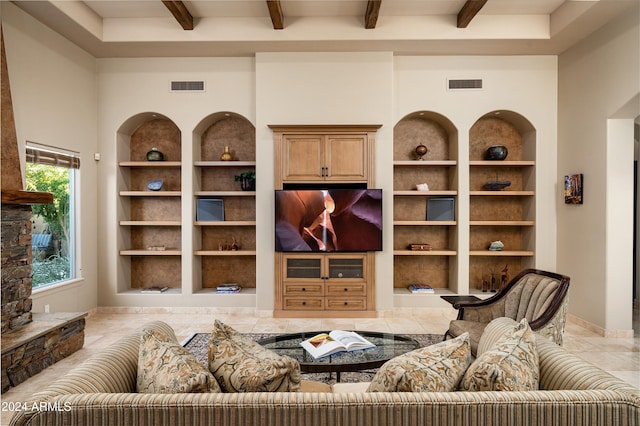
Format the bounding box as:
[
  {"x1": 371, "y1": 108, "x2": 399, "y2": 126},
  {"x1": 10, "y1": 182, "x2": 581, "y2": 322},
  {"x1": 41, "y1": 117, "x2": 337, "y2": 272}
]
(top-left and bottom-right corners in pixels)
[
  {"x1": 558, "y1": 5, "x2": 640, "y2": 334},
  {"x1": 2, "y1": 2, "x2": 98, "y2": 313},
  {"x1": 254, "y1": 52, "x2": 395, "y2": 310}
]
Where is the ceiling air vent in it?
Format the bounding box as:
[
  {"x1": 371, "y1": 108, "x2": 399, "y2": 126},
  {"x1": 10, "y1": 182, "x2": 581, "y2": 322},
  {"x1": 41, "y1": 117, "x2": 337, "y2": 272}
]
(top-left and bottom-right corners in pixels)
[
  {"x1": 447, "y1": 79, "x2": 483, "y2": 90},
  {"x1": 170, "y1": 80, "x2": 205, "y2": 92}
]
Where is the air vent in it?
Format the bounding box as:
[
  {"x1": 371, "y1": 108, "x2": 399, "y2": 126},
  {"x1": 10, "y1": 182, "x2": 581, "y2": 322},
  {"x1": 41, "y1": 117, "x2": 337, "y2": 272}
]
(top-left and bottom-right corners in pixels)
[
  {"x1": 447, "y1": 79, "x2": 483, "y2": 90},
  {"x1": 170, "y1": 80, "x2": 205, "y2": 92}
]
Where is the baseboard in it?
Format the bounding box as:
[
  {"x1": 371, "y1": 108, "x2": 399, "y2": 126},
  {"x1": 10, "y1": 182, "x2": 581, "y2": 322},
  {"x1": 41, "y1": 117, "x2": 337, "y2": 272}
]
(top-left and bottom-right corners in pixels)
[{"x1": 567, "y1": 313, "x2": 635, "y2": 338}]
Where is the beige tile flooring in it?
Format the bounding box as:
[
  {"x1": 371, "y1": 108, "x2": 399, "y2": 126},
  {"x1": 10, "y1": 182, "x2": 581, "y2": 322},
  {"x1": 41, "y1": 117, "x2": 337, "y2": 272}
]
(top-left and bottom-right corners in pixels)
[{"x1": 2, "y1": 308, "x2": 639, "y2": 425}]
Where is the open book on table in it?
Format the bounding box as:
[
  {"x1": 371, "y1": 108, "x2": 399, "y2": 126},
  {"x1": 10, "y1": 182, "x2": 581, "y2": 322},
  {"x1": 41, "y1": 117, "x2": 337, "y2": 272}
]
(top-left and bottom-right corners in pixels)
[{"x1": 300, "y1": 330, "x2": 375, "y2": 359}]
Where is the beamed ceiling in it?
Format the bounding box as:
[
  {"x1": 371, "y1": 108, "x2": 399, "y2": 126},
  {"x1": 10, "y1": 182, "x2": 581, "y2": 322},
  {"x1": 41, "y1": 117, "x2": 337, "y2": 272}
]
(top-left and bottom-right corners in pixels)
[{"x1": 9, "y1": 0, "x2": 639, "y2": 57}]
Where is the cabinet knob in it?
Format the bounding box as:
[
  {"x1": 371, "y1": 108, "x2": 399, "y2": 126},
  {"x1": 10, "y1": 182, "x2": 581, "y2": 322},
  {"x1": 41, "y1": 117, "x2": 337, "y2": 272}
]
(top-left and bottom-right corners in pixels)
[
  {"x1": 344, "y1": 302, "x2": 348, "y2": 305},
  {"x1": 302, "y1": 288, "x2": 306, "y2": 291},
  {"x1": 302, "y1": 301, "x2": 306, "y2": 305},
  {"x1": 344, "y1": 288, "x2": 348, "y2": 292}
]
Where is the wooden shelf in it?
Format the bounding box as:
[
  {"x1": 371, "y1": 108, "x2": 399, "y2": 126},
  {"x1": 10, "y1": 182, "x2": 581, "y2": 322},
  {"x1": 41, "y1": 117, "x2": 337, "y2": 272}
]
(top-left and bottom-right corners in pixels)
[
  {"x1": 469, "y1": 250, "x2": 534, "y2": 257},
  {"x1": 119, "y1": 191, "x2": 181, "y2": 197},
  {"x1": 194, "y1": 161, "x2": 256, "y2": 167},
  {"x1": 470, "y1": 220, "x2": 535, "y2": 226},
  {"x1": 394, "y1": 190, "x2": 457, "y2": 196},
  {"x1": 194, "y1": 250, "x2": 256, "y2": 256},
  {"x1": 195, "y1": 191, "x2": 255, "y2": 197},
  {"x1": 119, "y1": 161, "x2": 181, "y2": 167},
  {"x1": 470, "y1": 191, "x2": 534, "y2": 196},
  {"x1": 119, "y1": 220, "x2": 181, "y2": 226},
  {"x1": 393, "y1": 160, "x2": 457, "y2": 166},
  {"x1": 119, "y1": 249, "x2": 181, "y2": 256},
  {"x1": 394, "y1": 220, "x2": 456, "y2": 226},
  {"x1": 194, "y1": 221, "x2": 256, "y2": 226},
  {"x1": 469, "y1": 161, "x2": 535, "y2": 166},
  {"x1": 393, "y1": 250, "x2": 457, "y2": 256}
]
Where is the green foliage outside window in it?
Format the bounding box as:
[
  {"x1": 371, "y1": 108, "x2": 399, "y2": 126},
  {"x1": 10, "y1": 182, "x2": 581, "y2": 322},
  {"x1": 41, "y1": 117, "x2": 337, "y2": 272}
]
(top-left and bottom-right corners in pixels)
[{"x1": 26, "y1": 163, "x2": 72, "y2": 288}]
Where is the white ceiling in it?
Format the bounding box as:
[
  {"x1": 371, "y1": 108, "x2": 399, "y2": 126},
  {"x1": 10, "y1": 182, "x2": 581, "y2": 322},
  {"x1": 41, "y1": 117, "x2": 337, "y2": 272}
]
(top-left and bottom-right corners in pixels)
[{"x1": 10, "y1": 0, "x2": 638, "y2": 57}]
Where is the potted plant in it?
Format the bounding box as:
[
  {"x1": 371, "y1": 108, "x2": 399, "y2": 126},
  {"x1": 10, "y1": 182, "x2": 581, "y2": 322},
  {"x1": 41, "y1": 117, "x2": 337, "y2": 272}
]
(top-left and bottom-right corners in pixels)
[{"x1": 234, "y1": 171, "x2": 256, "y2": 191}]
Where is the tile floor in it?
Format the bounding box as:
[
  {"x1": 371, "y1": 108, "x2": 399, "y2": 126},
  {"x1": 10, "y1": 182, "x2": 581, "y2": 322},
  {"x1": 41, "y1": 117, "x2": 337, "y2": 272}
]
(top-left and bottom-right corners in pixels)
[{"x1": 2, "y1": 307, "x2": 639, "y2": 426}]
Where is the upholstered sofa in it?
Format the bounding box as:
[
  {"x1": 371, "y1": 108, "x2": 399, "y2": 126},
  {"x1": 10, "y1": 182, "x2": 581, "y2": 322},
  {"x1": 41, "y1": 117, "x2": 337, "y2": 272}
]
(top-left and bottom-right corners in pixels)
[{"x1": 10, "y1": 320, "x2": 640, "y2": 426}]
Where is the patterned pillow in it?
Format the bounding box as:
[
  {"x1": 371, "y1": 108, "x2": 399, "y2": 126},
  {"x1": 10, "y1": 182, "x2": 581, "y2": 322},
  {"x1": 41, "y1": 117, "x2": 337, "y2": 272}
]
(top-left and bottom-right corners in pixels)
[
  {"x1": 367, "y1": 333, "x2": 471, "y2": 392},
  {"x1": 137, "y1": 328, "x2": 221, "y2": 393},
  {"x1": 208, "y1": 320, "x2": 301, "y2": 392},
  {"x1": 460, "y1": 318, "x2": 539, "y2": 391}
]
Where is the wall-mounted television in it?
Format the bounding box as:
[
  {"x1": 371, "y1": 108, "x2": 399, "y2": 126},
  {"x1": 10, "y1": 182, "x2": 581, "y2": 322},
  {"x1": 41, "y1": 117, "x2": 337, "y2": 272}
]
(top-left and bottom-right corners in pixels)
[{"x1": 275, "y1": 189, "x2": 382, "y2": 252}]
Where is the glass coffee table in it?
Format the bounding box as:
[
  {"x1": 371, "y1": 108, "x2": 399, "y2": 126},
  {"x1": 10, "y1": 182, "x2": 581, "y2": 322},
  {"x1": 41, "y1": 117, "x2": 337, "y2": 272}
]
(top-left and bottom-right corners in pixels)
[{"x1": 258, "y1": 331, "x2": 419, "y2": 382}]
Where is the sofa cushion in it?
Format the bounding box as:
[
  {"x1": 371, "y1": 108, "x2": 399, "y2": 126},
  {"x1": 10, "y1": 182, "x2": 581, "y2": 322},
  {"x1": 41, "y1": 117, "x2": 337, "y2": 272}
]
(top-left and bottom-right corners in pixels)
[
  {"x1": 476, "y1": 317, "x2": 519, "y2": 356},
  {"x1": 366, "y1": 333, "x2": 471, "y2": 392},
  {"x1": 208, "y1": 320, "x2": 301, "y2": 392},
  {"x1": 137, "y1": 328, "x2": 221, "y2": 394},
  {"x1": 460, "y1": 318, "x2": 539, "y2": 391}
]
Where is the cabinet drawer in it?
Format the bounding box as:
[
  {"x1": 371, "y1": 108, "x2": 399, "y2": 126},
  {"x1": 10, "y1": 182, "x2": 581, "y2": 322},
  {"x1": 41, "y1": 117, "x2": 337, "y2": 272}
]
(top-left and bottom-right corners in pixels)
[
  {"x1": 283, "y1": 297, "x2": 324, "y2": 310},
  {"x1": 283, "y1": 283, "x2": 324, "y2": 297},
  {"x1": 325, "y1": 297, "x2": 366, "y2": 311},
  {"x1": 325, "y1": 283, "x2": 366, "y2": 296}
]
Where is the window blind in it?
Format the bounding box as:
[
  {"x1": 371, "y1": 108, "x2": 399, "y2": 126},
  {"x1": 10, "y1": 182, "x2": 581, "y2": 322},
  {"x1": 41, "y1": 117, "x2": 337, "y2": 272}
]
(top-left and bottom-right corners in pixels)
[{"x1": 26, "y1": 146, "x2": 80, "y2": 169}]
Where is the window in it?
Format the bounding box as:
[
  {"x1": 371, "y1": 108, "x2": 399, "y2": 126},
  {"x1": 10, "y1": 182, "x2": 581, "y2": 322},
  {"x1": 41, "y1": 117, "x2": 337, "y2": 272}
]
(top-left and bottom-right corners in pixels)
[{"x1": 25, "y1": 144, "x2": 80, "y2": 289}]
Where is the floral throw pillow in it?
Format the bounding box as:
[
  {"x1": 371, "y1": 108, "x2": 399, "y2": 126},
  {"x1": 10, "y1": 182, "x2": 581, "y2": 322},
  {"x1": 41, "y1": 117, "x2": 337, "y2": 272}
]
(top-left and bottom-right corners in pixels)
[
  {"x1": 137, "y1": 328, "x2": 221, "y2": 394},
  {"x1": 367, "y1": 333, "x2": 471, "y2": 392},
  {"x1": 208, "y1": 320, "x2": 301, "y2": 392},
  {"x1": 460, "y1": 318, "x2": 539, "y2": 391}
]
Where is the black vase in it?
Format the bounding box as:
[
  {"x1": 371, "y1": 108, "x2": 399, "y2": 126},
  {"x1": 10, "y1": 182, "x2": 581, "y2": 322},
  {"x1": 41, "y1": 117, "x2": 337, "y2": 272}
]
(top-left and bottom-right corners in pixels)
[{"x1": 485, "y1": 145, "x2": 508, "y2": 161}]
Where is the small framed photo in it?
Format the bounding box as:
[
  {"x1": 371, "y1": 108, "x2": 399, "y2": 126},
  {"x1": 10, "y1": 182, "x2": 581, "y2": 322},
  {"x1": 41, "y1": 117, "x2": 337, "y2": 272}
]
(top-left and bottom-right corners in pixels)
[{"x1": 564, "y1": 174, "x2": 583, "y2": 204}]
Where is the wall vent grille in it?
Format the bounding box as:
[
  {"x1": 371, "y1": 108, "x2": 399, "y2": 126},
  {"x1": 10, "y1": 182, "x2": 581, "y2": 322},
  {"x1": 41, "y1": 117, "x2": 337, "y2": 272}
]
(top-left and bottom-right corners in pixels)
[
  {"x1": 170, "y1": 81, "x2": 205, "y2": 92},
  {"x1": 447, "y1": 79, "x2": 483, "y2": 90}
]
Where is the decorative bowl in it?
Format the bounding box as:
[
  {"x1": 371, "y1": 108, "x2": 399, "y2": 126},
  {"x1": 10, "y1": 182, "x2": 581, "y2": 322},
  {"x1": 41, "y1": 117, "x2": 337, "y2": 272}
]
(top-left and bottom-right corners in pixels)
[
  {"x1": 483, "y1": 181, "x2": 511, "y2": 191},
  {"x1": 147, "y1": 179, "x2": 163, "y2": 191},
  {"x1": 485, "y1": 145, "x2": 508, "y2": 161}
]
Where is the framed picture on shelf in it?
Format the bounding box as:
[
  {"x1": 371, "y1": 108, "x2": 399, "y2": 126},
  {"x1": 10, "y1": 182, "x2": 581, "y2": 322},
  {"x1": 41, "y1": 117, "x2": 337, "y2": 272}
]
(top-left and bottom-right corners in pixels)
[
  {"x1": 564, "y1": 174, "x2": 583, "y2": 205},
  {"x1": 197, "y1": 198, "x2": 224, "y2": 221}
]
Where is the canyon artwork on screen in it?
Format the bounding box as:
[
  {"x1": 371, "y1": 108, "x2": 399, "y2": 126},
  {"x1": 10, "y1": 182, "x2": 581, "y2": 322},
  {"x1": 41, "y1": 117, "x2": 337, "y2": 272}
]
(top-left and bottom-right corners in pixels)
[{"x1": 275, "y1": 189, "x2": 383, "y2": 252}]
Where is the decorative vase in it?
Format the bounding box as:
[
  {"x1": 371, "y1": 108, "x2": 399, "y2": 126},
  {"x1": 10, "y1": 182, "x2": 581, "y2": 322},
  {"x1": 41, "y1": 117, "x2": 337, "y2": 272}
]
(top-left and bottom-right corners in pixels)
[
  {"x1": 485, "y1": 145, "x2": 508, "y2": 161},
  {"x1": 146, "y1": 147, "x2": 164, "y2": 161},
  {"x1": 220, "y1": 146, "x2": 233, "y2": 161},
  {"x1": 240, "y1": 177, "x2": 255, "y2": 191},
  {"x1": 414, "y1": 144, "x2": 428, "y2": 160}
]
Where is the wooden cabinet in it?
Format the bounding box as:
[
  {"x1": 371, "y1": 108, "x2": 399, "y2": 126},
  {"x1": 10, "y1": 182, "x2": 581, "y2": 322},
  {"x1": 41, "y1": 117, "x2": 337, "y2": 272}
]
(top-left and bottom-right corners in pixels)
[
  {"x1": 282, "y1": 134, "x2": 368, "y2": 181},
  {"x1": 271, "y1": 125, "x2": 380, "y2": 186},
  {"x1": 271, "y1": 124, "x2": 380, "y2": 317},
  {"x1": 193, "y1": 114, "x2": 256, "y2": 293},
  {"x1": 118, "y1": 117, "x2": 182, "y2": 293},
  {"x1": 393, "y1": 113, "x2": 458, "y2": 295},
  {"x1": 277, "y1": 253, "x2": 375, "y2": 317}
]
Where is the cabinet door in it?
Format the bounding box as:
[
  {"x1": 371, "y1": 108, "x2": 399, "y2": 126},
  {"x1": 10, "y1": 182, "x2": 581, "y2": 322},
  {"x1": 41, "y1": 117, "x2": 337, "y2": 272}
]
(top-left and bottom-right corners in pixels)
[
  {"x1": 325, "y1": 135, "x2": 367, "y2": 181},
  {"x1": 283, "y1": 135, "x2": 324, "y2": 181}
]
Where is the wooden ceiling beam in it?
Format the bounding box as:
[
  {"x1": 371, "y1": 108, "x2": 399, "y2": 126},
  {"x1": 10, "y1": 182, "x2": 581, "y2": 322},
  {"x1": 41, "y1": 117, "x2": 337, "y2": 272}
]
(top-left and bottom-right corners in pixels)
[
  {"x1": 162, "y1": 1, "x2": 194, "y2": 30},
  {"x1": 457, "y1": 0, "x2": 487, "y2": 28},
  {"x1": 266, "y1": 1, "x2": 284, "y2": 30},
  {"x1": 365, "y1": 0, "x2": 382, "y2": 29}
]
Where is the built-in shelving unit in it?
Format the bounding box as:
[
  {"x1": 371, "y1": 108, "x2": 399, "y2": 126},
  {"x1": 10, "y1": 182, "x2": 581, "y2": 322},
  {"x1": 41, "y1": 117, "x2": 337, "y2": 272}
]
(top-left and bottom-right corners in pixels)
[
  {"x1": 193, "y1": 113, "x2": 256, "y2": 298},
  {"x1": 117, "y1": 115, "x2": 182, "y2": 293},
  {"x1": 468, "y1": 112, "x2": 536, "y2": 291},
  {"x1": 393, "y1": 112, "x2": 459, "y2": 301}
]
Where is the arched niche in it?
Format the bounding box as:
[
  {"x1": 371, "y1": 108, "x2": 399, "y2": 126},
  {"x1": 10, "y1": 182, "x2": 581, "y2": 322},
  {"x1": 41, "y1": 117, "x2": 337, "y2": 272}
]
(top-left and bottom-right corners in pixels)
[
  {"x1": 394, "y1": 111, "x2": 458, "y2": 161},
  {"x1": 469, "y1": 110, "x2": 535, "y2": 162},
  {"x1": 193, "y1": 112, "x2": 255, "y2": 162}
]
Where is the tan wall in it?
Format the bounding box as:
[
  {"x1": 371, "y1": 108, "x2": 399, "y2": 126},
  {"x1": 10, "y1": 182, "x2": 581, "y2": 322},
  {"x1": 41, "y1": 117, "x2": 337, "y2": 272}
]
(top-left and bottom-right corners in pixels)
[{"x1": 558, "y1": 5, "x2": 640, "y2": 333}]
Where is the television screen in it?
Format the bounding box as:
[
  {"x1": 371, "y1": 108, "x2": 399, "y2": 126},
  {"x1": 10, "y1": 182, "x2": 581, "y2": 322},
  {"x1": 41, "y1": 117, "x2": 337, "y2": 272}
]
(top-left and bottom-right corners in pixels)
[{"x1": 275, "y1": 189, "x2": 382, "y2": 252}]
